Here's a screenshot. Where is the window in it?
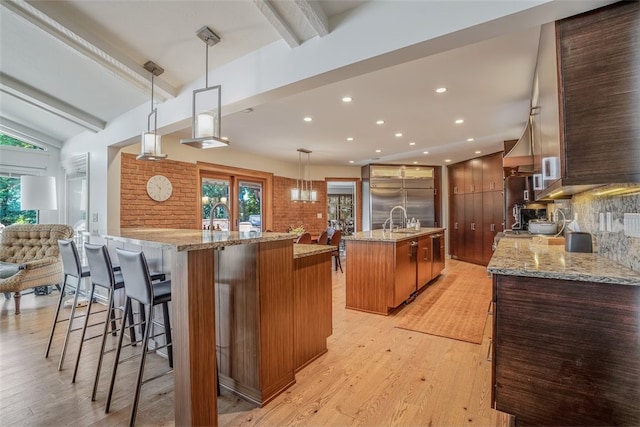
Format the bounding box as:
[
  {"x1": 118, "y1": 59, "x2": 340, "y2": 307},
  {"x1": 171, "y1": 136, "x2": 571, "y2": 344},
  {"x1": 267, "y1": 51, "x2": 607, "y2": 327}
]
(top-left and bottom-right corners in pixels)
[{"x1": 0, "y1": 176, "x2": 36, "y2": 226}]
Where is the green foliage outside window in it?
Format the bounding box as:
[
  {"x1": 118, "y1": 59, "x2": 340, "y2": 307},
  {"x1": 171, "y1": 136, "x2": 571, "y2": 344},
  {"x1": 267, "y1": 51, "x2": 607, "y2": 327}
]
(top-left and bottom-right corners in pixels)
[{"x1": 0, "y1": 133, "x2": 44, "y2": 150}]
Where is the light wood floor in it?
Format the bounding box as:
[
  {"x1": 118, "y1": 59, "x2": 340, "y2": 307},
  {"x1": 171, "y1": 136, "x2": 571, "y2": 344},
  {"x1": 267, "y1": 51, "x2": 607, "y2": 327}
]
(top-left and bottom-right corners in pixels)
[{"x1": 0, "y1": 259, "x2": 512, "y2": 426}]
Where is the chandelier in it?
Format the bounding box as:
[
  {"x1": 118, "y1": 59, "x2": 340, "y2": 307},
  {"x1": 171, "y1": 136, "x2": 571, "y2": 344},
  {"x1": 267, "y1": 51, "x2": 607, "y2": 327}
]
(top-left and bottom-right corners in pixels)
[{"x1": 291, "y1": 148, "x2": 317, "y2": 203}]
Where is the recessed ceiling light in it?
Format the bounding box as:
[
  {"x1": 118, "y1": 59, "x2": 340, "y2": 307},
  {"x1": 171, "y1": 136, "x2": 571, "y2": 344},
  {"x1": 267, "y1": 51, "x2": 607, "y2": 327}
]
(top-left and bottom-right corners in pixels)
[
  {"x1": 455, "y1": 119, "x2": 464, "y2": 124},
  {"x1": 349, "y1": 160, "x2": 354, "y2": 164},
  {"x1": 376, "y1": 120, "x2": 385, "y2": 125},
  {"x1": 445, "y1": 159, "x2": 451, "y2": 163},
  {"x1": 423, "y1": 151, "x2": 429, "y2": 154},
  {"x1": 395, "y1": 133, "x2": 403, "y2": 137},
  {"x1": 347, "y1": 137, "x2": 354, "y2": 141},
  {"x1": 413, "y1": 161, "x2": 418, "y2": 164},
  {"x1": 304, "y1": 117, "x2": 312, "y2": 122},
  {"x1": 475, "y1": 150, "x2": 481, "y2": 154},
  {"x1": 221, "y1": 136, "x2": 229, "y2": 141},
  {"x1": 375, "y1": 149, "x2": 381, "y2": 153},
  {"x1": 342, "y1": 96, "x2": 352, "y2": 103},
  {"x1": 409, "y1": 141, "x2": 416, "y2": 146},
  {"x1": 436, "y1": 87, "x2": 447, "y2": 93},
  {"x1": 467, "y1": 138, "x2": 474, "y2": 142}
]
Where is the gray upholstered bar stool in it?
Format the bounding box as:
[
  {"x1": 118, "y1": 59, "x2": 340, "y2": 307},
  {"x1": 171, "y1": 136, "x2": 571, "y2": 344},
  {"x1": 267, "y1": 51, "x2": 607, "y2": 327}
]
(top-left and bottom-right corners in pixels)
[
  {"x1": 45, "y1": 239, "x2": 91, "y2": 370},
  {"x1": 71, "y1": 243, "x2": 136, "y2": 395},
  {"x1": 106, "y1": 248, "x2": 173, "y2": 426}
]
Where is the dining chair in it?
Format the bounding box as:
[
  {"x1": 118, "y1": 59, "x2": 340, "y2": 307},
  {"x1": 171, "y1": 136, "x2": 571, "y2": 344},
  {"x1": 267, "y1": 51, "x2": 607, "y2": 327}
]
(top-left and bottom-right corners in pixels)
[
  {"x1": 295, "y1": 232, "x2": 312, "y2": 244},
  {"x1": 329, "y1": 230, "x2": 343, "y2": 273}
]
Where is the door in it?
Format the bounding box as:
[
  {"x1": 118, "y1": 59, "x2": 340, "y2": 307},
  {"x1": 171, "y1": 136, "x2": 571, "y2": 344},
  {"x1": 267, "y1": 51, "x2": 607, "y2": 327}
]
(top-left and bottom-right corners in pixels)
[
  {"x1": 371, "y1": 187, "x2": 403, "y2": 229},
  {"x1": 405, "y1": 188, "x2": 435, "y2": 227},
  {"x1": 202, "y1": 177, "x2": 231, "y2": 230},
  {"x1": 238, "y1": 180, "x2": 262, "y2": 231}
]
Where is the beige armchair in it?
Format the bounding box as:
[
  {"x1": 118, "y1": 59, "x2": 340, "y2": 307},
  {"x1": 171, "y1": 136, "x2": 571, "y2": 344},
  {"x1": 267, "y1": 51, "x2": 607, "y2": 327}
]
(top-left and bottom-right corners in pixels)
[{"x1": 0, "y1": 224, "x2": 74, "y2": 314}]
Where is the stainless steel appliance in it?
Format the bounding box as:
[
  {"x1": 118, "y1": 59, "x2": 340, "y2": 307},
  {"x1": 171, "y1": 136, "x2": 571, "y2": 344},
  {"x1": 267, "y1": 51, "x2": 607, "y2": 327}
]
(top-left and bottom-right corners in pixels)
[{"x1": 369, "y1": 177, "x2": 435, "y2": 230}]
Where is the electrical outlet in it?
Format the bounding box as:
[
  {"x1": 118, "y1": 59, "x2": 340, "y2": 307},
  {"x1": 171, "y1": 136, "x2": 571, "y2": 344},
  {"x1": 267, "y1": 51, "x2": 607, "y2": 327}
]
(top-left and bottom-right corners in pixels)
[
  {"x1": 599, "y1": 212, "x2": 605, "y2": 232},
  {"x1": 606, "y1": 212, "x2": 613, "y2": 232},
  {"x1": 317, "y1": 213, "x2": 322, "y2": 219},
  {"x1": 623, "y1": 213, "x2": 640, "y2": 238},
  {"x1": 92, "y1": 213, "x2": 99, "y2": 222}
]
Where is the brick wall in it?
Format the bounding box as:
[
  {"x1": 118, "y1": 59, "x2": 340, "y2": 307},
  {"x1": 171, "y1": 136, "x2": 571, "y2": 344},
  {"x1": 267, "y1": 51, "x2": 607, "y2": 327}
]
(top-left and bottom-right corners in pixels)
[
  {"x1": 121, "y1": 153, "x2": 329, "y2": 233},
  {"x1": 121, "y1": 153, "x2": 199, "y2": 229},
  {"x1": 272, "y1": 176, "x2": 327, "y2": 236}
]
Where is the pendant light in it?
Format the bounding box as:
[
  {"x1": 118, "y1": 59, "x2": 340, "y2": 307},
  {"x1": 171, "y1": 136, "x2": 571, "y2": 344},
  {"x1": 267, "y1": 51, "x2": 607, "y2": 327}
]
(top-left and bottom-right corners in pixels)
[
  {"x1": 291, "y1": 148, "x2": 317, "y2": 203},
  {"x1": 181, "y1": 26, "x2": 229, "y2": 149},
  {"x1": 137, "y1": 61, "x2": 167, "y2": 161}
]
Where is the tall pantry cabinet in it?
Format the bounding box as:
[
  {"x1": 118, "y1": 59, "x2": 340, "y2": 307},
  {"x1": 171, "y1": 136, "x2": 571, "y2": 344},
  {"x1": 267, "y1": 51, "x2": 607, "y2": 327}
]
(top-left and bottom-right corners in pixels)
[{"x1": 448, "y1": 152, "x2": 504, "y2": 265}]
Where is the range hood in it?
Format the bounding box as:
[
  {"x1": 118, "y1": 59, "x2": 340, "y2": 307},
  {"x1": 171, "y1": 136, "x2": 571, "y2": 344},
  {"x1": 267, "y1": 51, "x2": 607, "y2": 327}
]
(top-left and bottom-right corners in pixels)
[{"x1": 503, "y1": 115, "x2": 534, "y2": 173}]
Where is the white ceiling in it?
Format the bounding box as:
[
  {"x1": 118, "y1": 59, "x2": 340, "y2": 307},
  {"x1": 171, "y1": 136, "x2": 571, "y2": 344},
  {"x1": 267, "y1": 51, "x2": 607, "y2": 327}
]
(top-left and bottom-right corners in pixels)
[{"x1": 0, "y1": 0, "x2": 617, "y2": 167}]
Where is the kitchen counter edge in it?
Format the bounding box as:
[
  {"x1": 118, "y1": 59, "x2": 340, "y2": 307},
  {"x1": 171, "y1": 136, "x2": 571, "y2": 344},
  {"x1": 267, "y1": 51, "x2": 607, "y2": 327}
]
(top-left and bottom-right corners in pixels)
[
  {"x1": 103, "y1": 228, "x2": 294, "y2": 252},
  {"x1": 343, "y1": 228, "x2": 445, "y2": 242},
  {"x1": 487, "y1": 236, "x2": 640, "y2": 286}
]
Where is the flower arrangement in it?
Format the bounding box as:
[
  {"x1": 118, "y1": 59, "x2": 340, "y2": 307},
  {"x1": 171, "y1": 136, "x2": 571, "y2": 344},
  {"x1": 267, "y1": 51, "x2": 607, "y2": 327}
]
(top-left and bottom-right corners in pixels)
[{"x1": 288, "y1": 225, "x2": 305, "y2": 234}]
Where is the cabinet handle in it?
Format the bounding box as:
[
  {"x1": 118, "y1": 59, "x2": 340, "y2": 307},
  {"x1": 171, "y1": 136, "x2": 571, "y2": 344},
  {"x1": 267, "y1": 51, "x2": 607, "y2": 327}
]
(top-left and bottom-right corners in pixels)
[
  {"x1": 491, "y1": 223, "x2": 495, "y2": 232},
  {"x1": 454, "y1": 222, "x2": 459, "y2": 230},
  {"x1": 454, "y1": 186, "x2": 458, "y2": 194},
  {"x1": 423, "y1": 247, "x2": 429, "y2": 261},
  {"x1": 471, "y1": 223, "x2": 476, "y2": 231},
  {"x1": 524, "y1": 190, "x2": 529, "y2": 201}
]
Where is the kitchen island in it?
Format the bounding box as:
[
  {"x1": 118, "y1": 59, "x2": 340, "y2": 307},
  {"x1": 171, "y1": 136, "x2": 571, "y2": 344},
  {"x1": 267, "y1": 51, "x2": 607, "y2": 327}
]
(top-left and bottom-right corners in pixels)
[
  {"x1": 343, "y1": 228, "x2": 445, "y2": 315},
  {"x1": 104, "y1": 229, "x2": 295, "y2": 426},
  {"x1": 488, "y1": 237, "x2": 640, "y2": 425}
]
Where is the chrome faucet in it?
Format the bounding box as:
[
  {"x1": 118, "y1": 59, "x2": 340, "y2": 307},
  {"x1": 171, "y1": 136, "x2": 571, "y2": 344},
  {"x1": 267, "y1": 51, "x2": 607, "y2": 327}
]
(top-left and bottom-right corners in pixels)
[
  {"x1": 210, "y1": 202, "x2": 230, "y2": 231},
  {"x1": 388, "y1": 205, "x2": 407, "y2": 231}
]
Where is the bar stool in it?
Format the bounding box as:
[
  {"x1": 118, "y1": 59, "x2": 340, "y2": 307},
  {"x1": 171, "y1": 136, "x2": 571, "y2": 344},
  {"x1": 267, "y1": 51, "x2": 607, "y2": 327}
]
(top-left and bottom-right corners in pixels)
[
  {"x1": 71, "y1": 243, "x2": 135, "y2": 397},
  {"x1": 106, "y1": 248, "x2": 173, "y2": 426},
  {"x1": 45, "y1": 239, "x2": 90, "y2": 370}
]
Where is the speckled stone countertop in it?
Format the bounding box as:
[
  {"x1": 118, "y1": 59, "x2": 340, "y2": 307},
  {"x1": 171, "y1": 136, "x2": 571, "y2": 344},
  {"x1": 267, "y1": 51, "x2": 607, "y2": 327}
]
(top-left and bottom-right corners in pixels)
[
  {"x1": 488, "y1": 237, "x2": 640, "y2": 286},
  {"x1": 343, "y1": 228, "x2": 445, "y2": 242},
  {"x1": 293, "y1": 243, "x2": 335, "y2": 259},
  {"x1": 104, "y1": 228, "x2": 294, "y2": 252}
]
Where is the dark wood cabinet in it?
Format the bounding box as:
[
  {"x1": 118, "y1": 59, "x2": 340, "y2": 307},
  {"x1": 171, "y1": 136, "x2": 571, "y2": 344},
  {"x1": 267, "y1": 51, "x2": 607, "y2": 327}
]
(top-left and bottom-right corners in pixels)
[
  {"x1": 533, "y1": 1, "x2": 640, "y2": 200},
  {"x1": 492, "y1": 274, "x2": 640, "y2": 425},
  {"x1": 448, "y1": 152, "x2": 504, "y2": 266},
  {"x1": 417, "y1": 234, "x2": 433, "y2": 290},
  {"x1": 481, "y1": 190, "x2": 503, "y2": 265}
]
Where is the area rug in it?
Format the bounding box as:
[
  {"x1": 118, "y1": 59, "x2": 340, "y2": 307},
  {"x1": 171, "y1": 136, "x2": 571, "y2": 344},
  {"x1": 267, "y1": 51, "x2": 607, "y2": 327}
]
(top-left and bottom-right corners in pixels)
[{"x1": 395, "y1": 266, "x2": 492, "y2": 344}]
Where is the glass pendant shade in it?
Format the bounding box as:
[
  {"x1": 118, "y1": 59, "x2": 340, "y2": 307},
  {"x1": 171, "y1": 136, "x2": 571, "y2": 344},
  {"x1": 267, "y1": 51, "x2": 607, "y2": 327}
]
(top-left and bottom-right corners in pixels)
[
  {"x1": 137, "y1": 61, "x2": 167, "y2": 161},
  {"x1": 181, "y1": 26, "x2": 229, "y2": 149},
  {"x1": 291, "y1": 148, "x2": 317, "y2": 203}
]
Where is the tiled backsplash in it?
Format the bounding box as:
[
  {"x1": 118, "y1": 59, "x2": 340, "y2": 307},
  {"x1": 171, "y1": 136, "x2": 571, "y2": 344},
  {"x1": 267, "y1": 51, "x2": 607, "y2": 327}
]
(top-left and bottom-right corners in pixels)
[{"x1": 571, "y1": 183, "x2": 640, "y2": 272}]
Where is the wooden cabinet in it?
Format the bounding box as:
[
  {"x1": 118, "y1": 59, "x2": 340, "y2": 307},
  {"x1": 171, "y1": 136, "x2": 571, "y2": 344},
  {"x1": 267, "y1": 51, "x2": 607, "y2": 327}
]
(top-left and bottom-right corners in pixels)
[
  {"x1": 481, "y1": 190, "x2": 504, "y2": 265},
  {"x1": 532, "y1": 1, "x2": 640, "y2": 200},
  {"x1": 450, "y1": 162, "x2": 465, "y2": 195},
  {"x1": 448, "y1": 152, "x2": 504, "y2": 266},
  {"x1": 393, "y1": 239, "x2": 418, "y2": 307},
  {"x1": 417, "y1": 234, "x2": 433, "y2": 290},
  {"x1": 492, "y1": 274, "x2": 640, "y2": 425},
  {"x1": 293, "y1": 250, "x2": 332, "y2": 372},
  {"x1": 345, "y1": 231, "x2": 445, "y2": 315}
]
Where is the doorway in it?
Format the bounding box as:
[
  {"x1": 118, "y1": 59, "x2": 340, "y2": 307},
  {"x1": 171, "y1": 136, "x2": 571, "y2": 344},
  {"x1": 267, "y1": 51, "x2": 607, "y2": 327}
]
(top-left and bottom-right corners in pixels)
[{"x1": 326, "y1": 181, "x2": 357, "y2": 235}]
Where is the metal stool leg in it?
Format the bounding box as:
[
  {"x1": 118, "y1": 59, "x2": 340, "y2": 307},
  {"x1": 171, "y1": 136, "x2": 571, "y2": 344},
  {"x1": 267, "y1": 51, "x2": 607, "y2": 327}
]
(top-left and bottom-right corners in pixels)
[
  {"x1": 72, "y1": 283, "x2": 97, "y2": 383},
  {"x1": 129, "y1": 304, "x2": 152, "y2": 427},
  {"x1": 105, "y1": 298, "x2": 131, "y2": 414},
  {"x1": 58, "y1": 277, "x2": 82, "y2": 370},
  {"x1": 92, "y1": 287, "x2": 115, "y2": 401},
  {"x1": 45, "y1": 274, "x2": 69, "y2": 358},
  {"x1": 161, "y1": 301, "x2": 173, "y2": 368}
]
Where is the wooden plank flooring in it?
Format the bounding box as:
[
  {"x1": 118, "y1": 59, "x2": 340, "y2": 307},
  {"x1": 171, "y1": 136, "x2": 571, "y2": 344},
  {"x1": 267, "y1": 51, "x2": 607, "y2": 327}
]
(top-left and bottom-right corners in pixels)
[{"x1": 0, "y1": 260, "x2": 512, "y2": 426}]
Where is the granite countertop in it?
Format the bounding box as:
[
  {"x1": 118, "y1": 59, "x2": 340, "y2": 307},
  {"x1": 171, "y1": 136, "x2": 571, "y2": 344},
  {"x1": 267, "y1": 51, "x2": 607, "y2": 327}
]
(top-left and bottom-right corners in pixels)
[
  {"x1": 104, "y1": 228, "x2": 294, "y2": 252},
  {"x1": 293, "y1": 243, "x2": 335, "y2": 259},
  {"x1": 343, "y1": 227, "x2": 446, "y2": 242},
  {"x1": 488, "y1": 236, "x2": 640, "y2": 286}
]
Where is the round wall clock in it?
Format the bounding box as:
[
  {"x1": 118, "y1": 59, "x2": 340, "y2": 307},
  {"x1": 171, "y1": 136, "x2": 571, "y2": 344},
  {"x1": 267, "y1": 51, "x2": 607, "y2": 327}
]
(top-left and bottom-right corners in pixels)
[{"x1": 146, "y1": 174, "x2": 173, "y2": 202}]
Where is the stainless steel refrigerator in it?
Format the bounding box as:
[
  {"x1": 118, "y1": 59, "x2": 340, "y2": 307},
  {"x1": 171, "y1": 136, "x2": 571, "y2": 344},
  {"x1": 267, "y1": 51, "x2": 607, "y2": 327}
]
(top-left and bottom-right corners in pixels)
[{"x1": 370, "y1": 177, "x2": 435, "y2": 230}]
